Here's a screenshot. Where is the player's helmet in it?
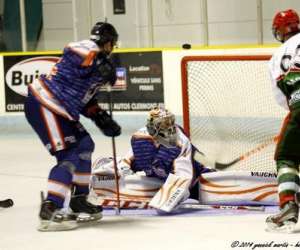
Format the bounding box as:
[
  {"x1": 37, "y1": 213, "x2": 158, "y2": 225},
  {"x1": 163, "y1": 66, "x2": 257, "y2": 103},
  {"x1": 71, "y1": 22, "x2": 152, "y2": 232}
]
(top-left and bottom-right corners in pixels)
[
  {"x1": 272, "y1": 9, "x2": 300, "y2": 43},
  {"x1": 146, "y1": 107, "x2": 178, "y2": 148},
  {"x1": 90, "y1": 22, "x2": 118, "y2": 47}
]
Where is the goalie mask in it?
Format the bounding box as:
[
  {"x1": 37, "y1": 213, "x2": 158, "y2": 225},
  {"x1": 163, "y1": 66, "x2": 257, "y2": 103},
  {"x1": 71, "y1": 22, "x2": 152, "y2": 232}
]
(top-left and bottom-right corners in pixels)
[
  {"x1": 272, "y1": 9, "x2": 300, "y2": 43},
  {"x1": 90, "y1": 22, "x2": 118, "y2": 47},
  {"x1": 146, "y1": 107, "x2": 178, "y2": 148}
]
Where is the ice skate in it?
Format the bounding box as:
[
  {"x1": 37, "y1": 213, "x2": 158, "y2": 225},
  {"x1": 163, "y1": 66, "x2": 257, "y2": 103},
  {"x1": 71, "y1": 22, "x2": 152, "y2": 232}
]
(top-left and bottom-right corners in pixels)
[
  {"x1": 38, "y1": 200, "x2": 78, "y2": 232},
  {"x1": 69, "y1": 194, "x2": 103, "y2": 223},
  {"x1": 266, "y1": 201, "x2": 299, "y2": 233}
]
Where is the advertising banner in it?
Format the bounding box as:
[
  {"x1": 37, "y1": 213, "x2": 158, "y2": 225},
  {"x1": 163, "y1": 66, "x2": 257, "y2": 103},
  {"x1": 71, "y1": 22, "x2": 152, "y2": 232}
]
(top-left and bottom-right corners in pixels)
[
  {"x1": 4, "y1": 54, "x2": 60, "y2": 112},
  {"x1": 97, "y1": 51, "x2": 164, "y2": 111},
  {"x1": 3, "y1": 51, "x2": 164, "y2": 113}
]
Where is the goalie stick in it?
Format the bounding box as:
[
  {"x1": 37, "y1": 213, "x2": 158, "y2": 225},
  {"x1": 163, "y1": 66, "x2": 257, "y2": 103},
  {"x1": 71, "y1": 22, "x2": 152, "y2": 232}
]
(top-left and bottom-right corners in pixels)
[
  {"x1": 195, "y1": 135, "x2": 279, "y2": 170},
  {"x1": 98, "y1": 197, "x2": 265, "y2": 212},
  {"x1": 178, "y1": 203, "x2": 265, "y2": 211},
  {"x1": 0, "y1": 199, "x2": 14, "y2": 208}
]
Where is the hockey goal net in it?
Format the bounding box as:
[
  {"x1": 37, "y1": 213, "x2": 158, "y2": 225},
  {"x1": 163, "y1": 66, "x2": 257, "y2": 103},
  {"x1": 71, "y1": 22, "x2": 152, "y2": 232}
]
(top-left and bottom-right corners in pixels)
[{"x1": 181, "y1": 55, "x2": 287, "y2": 173}]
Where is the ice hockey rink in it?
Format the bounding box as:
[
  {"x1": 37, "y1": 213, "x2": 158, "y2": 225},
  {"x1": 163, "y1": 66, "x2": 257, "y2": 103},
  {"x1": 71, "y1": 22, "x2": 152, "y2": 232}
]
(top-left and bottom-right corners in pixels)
[{"x1": 1, "y1": 117, "x2": 300, "y2": 250}]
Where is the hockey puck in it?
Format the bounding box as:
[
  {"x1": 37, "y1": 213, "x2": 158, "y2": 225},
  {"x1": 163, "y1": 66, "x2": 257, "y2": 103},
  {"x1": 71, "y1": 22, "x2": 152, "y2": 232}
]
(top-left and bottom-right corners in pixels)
[
  {"x1": 182, "y1": 43, "x2": 191, "y2": 49},
  {"x1": 0, "y1": 198, "x2": 14, "y2": 208}
]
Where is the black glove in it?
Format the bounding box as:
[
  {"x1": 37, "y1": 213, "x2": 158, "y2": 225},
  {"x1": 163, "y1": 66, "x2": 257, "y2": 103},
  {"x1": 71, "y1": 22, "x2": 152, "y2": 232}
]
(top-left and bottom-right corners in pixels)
[
  {"x1": 98, "y1": 58, "x2": 117, "y2": 86},
  {"x1": 91, "y1": 110, "x2": 121, "y2": 137}
]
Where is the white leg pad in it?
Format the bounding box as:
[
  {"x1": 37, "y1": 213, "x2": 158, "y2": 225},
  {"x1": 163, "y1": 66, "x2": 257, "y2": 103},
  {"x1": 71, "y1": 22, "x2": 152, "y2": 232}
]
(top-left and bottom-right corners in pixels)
[{"x1": 149, "y1": 173, "x2": 191, "y2": 212}]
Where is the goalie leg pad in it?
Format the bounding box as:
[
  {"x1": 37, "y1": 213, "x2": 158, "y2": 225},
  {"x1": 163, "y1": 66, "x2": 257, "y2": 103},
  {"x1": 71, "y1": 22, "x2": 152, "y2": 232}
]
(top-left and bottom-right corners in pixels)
[
  {"x1": 199, "y1": 171, "x2": 278, "y2": 206},
  {"x1": 90, "y1": 167, "x2": 163, "y2": 208},
  {"x1": 149, "y1": 173, "x2": 191, "y2": 213}
]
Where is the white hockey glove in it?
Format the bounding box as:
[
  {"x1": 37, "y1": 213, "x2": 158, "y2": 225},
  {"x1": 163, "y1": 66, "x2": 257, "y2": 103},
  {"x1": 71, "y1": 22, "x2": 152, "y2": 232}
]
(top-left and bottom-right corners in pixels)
[
  {"x1": 92, "y1": 157, "x2": 133, "y2": 177},
  {"x1": 149, "y1": 173, "x2": 191, "y2": 213},
  {"x1": 194, "y1": 150, "x2": 215, "y2": 170},
  {"x1": 118, "y1": 159, "x2": 134, "y2": 177}
]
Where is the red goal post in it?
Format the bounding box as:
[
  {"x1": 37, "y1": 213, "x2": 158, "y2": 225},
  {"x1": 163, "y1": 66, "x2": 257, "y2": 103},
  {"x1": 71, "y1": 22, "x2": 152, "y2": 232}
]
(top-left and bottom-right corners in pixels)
[{"x1": 180, "y1": 55, "x2": 287, "y2": 172}]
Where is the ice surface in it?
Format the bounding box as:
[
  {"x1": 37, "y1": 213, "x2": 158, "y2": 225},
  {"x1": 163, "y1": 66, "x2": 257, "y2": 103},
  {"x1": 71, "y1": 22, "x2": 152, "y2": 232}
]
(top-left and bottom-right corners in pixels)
[{"x1": 1, "y1": 132, "x2": 300, "y2": 250}]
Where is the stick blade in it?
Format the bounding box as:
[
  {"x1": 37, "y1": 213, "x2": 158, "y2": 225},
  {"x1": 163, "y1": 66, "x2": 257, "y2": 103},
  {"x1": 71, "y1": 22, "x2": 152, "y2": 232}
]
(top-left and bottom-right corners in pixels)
[{"x1": 215, "y1": 157, "x2": 241, "y2": 170}]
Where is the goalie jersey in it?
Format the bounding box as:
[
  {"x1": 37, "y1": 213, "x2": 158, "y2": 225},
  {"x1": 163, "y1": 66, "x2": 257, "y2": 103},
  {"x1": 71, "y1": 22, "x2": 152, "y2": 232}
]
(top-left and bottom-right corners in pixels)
[
  {"x1": 28, "y1": 40, "x2": 105, "y2": 121},
  {"x1": 123, "y1": 126, "x2": 207, "y2": 183}
]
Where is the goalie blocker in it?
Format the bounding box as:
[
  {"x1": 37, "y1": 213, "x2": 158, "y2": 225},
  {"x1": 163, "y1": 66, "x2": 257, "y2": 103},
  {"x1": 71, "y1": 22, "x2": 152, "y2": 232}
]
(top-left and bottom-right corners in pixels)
[{"x1": 90, "y1": 157, "x2": 278, "y2": 211}]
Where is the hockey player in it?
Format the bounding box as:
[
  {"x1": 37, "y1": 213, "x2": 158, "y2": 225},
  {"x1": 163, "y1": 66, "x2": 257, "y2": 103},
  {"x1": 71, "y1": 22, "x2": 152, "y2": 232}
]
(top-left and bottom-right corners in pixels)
[
  {"x1": 266, "y1": 9, "x2": 300, "y2": 233},
  {"x1": 24, "y1": 22, "x2": 121, "y2": 231},
  {"x1": 92, "y1": 107, "x2": 212, "y2": 212}
]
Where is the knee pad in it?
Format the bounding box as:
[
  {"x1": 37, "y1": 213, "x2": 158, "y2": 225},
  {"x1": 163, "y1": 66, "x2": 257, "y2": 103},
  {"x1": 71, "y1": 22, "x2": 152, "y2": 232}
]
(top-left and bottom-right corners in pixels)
[
  {"x1": 77, "y1": 135, "x2": 95, "y2": 161},
  {"x1": 57, "y1": 160, "x2": 76, "y2": 174},
  {"x1": 54, "y1": 148, "x2": 79, "y2": 173}
]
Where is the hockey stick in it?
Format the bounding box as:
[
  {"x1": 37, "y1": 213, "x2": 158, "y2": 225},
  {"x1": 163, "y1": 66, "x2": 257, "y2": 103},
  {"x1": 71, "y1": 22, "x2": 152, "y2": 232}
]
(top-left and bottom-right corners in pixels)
[
  {"x1": 107, "y1": 85, "x2": 121, "y2": 215},
  {"x1": 195, "y1": 135, "x2": 279, "y2": 170},
  {"x1": 178, "y1": 203, "x2": 265, "y2": 212},
  {"x1": 0, "y1": 198, "x2": 14, "y2": 208},
  {"x1": 98, "y1": 197, "x2": 265, "y2": 212}
]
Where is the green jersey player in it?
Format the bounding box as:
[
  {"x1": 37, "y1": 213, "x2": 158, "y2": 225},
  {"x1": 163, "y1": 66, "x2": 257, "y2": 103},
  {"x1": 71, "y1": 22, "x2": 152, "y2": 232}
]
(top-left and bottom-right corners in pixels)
[{"x1": 266, "y1": 9, "x2": 300, "y2": 233}]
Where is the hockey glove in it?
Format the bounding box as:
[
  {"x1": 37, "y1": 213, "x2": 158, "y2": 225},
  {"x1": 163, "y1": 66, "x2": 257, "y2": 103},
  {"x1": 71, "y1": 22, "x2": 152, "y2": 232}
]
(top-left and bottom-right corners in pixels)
[
  {"x1": 98, "y1": 58, "x2": 117, "y2": 86},
  {"x1": 92, "y1": 157, "x2": 133, "y2": 177},
  {"x1": 91, "y1": 109, "x2": 121, "y2": 137}
]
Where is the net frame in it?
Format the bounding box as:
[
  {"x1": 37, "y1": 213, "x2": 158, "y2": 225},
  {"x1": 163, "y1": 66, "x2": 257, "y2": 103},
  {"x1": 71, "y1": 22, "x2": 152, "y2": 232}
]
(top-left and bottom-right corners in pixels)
[{"x1": 180, "y1": 55, "x2": 287, "y2": 172}]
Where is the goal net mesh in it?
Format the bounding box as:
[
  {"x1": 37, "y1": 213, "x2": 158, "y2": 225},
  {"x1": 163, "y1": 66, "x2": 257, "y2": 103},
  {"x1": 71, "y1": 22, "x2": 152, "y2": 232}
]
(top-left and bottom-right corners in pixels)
[{"x1": 181, "y1": 56, "x2": 287, "y2": 173}]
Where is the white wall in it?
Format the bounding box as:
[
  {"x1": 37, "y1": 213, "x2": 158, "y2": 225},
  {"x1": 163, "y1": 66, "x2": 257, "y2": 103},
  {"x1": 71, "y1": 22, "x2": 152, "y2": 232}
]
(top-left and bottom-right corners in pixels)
[
  {"x1": 262, "y1": 0, "x2": 300, "y2": 43},
  {"x1": 40, "y1": 0, "x2": 74, "y2": 50},
  {"x1": 0, "y1": 56, "x2": 4, "y2": 114},
  {"x1": 38, "y1": 0, "x2": 300, "y2": 50},
  {"x1": 207, "y1": 0, "x2": 258, "y2": 45}
]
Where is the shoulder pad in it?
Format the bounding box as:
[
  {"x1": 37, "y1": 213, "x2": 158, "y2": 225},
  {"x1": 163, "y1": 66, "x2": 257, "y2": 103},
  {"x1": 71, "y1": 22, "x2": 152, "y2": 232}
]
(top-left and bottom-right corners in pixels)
[
  {"x1": 132, "y1": 127, "x2": 154, "y2": 140},
  {"x1": 67, "y1": 40, "x2": 100, "y2": 57}
]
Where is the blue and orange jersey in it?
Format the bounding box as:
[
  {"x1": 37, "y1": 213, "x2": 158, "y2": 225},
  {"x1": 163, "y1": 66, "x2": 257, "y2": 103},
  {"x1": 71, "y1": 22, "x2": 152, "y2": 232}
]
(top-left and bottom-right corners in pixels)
[{"x1": 29, "y1": 39, "x2": 105, "y2": 120}]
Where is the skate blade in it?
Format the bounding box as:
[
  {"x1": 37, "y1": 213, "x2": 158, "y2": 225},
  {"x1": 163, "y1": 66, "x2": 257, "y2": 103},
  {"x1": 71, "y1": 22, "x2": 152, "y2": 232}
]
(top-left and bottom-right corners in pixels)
[
  {"x1": 76, "y1": 212, "x2": 103, "y2": 223},
  {"x1": 266, "y1": 221, "x2": 297, "y2": 234},
  {"x1": 38, "y1": 220, "x2": 78, "y2": 232}
]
